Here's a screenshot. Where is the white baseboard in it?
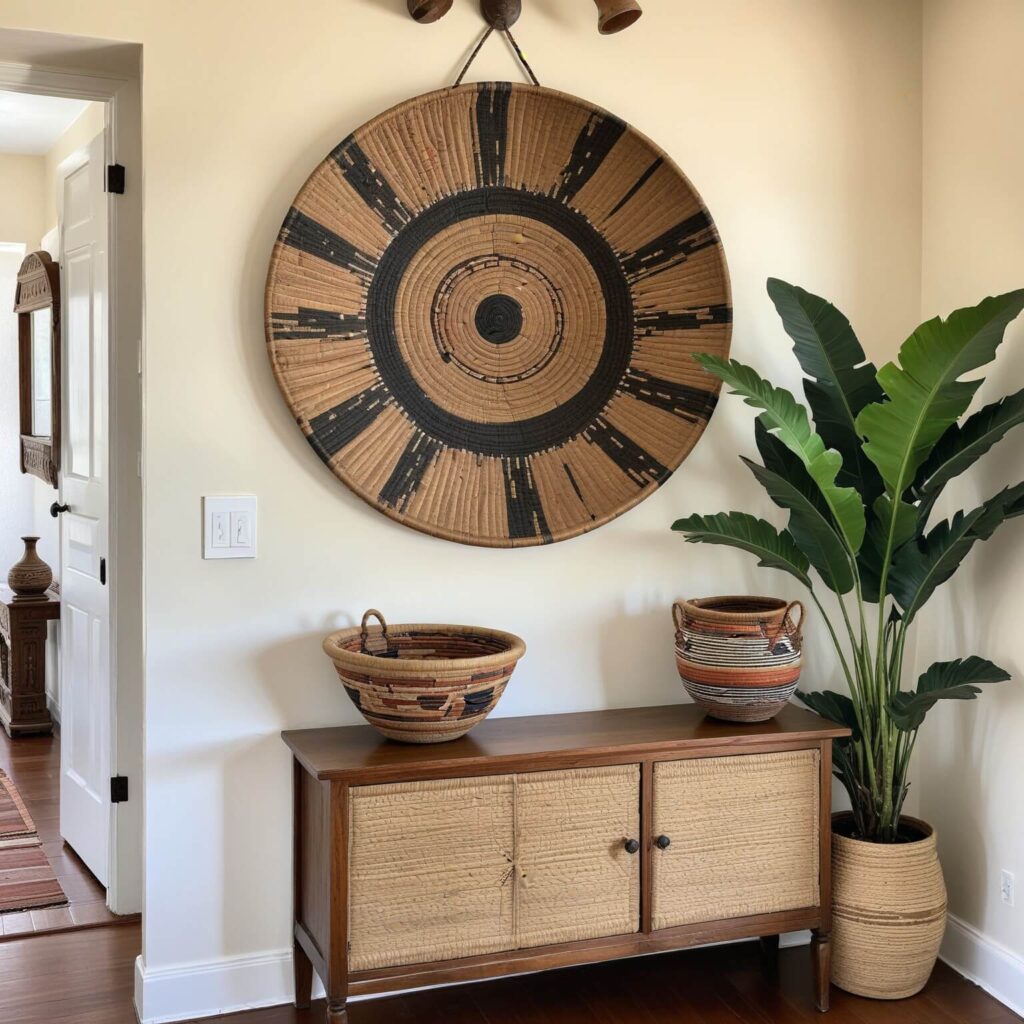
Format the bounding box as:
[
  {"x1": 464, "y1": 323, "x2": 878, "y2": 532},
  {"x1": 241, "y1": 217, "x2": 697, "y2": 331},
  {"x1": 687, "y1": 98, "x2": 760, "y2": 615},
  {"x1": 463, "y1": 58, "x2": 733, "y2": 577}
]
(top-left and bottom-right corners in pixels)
[
  {"x1": 134, "y1": 919, "x2": 1024, "y2": 1024},
  {"x1": 134, "y1": 950, "x2": 323, "y2": 1024},
  {"x1": 781, "y1": 929, "x2": 811, "y2": 948},
  {"x1": 133, "y1": 930, "x2": 813, "y2": 1023},
  {"x1": 940, "y1": 913, "x2": 1024, "y2": 1017}
]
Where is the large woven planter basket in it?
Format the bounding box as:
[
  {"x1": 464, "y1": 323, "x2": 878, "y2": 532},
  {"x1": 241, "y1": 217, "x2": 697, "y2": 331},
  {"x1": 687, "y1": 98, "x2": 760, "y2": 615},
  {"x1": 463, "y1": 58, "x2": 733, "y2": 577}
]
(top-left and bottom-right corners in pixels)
[
  {"x1": 831, "y1": 812, "x2": 947, "y2": 999},
  {"x1": 323, "y1": 610, "x2": 526, "y2": 743},
  {"x1": 672, "y1": 596, "x2": 804, "y2": 723}
]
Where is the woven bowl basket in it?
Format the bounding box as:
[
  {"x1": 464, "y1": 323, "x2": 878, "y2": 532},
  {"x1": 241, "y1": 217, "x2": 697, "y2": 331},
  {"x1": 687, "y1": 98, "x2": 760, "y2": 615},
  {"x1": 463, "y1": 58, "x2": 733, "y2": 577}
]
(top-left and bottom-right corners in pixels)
[
  {"x1": 672, "y1": 596, "x2": 804, "y2": 723},
  {"x1": 323, "y1": 610, "x2": 526, "y2": 743},
  {"x1": 831, "y1": 812, "x2": 947, "y2": 999}
]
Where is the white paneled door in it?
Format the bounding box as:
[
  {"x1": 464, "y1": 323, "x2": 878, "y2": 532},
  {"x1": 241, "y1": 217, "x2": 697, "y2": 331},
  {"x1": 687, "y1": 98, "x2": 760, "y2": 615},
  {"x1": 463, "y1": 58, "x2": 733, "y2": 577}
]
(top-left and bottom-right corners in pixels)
[{"x1": 58, "y1": 132, "x2": 111, "y2": 886}]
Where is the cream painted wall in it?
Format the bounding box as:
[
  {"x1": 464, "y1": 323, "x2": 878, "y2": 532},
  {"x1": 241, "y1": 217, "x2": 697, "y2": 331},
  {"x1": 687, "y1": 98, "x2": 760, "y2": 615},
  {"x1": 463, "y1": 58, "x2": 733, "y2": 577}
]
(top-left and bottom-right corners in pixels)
[
  {"x1": 917, "y1": 0, "x2": 1024, "y2": 961},
  {"x1": 0, "y1": 150, "x2": 43, "y2": 245},
  {"x1": 0, "y1": 1, "x2": 922, "y2": 1013}
]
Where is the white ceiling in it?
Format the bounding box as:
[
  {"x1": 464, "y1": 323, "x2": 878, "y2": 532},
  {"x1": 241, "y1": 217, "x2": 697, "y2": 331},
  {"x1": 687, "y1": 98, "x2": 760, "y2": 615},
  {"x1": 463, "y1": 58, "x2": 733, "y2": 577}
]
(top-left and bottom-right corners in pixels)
[{"x1": 0, "y1": 91, "x2": 92, "y2": 156}]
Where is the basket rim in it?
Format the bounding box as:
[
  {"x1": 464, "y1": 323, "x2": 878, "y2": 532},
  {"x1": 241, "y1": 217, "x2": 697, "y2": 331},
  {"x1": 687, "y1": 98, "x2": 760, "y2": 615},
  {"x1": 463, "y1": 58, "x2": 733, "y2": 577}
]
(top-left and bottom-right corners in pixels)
[
  {"x1": 323, "y1": 623, "x2": 526, "y2": 672},
  {"x1": 831, "y1": 810, "x2": 937, "y2": 848},
  {"x1": 677, "y1": 595, "x2": 790, "y2": 623}
]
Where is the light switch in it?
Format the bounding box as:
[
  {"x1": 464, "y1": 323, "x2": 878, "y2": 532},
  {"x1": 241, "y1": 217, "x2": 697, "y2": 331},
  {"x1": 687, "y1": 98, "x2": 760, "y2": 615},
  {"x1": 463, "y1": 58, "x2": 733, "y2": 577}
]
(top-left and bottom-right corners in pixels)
[
  {"x1": 231, "y1": 511, "x2": 252, "y2": 548},
  {"x1": 203, "y1": 496, "x2": 257, "y2": 559},
  {"x1": 212, "y1": 513, "x2": 230, "y2": 548}
]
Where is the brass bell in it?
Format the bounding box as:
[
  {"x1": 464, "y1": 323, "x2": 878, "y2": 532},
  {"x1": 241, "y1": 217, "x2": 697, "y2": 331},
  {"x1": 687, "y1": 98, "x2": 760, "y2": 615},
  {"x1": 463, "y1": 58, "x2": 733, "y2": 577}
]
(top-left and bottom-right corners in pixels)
[
  {"x1": 407, "y1": 0, "x2": 453, "y2": 23},
  {"x1": 593, "y1": 0, "x2": 643, "y2": 34}
]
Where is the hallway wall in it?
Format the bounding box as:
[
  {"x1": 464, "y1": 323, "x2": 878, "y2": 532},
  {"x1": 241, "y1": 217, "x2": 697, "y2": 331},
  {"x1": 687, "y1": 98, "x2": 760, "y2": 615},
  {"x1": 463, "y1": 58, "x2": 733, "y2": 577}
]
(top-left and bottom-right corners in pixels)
[
  {"x1": 1, "y1": 4, "x2": 924, "y2": 1021},
  {"x1": 916, "y1": 0, "x2": 1024, "y2": 1007}
]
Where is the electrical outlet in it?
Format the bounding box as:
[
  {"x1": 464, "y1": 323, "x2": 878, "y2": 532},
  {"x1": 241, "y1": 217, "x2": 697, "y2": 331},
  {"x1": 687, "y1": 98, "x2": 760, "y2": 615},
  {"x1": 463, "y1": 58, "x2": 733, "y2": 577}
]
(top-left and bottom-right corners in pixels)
[{"x1": 1001, "y1": 870, "x2": 1015, "y2": 907}]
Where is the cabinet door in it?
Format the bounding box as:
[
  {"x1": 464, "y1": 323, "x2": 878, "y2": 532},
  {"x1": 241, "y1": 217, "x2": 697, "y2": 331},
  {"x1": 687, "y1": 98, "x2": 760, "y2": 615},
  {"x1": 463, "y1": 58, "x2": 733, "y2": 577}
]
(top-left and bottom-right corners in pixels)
[
  {"x1": 651, "y1": 750, "x2": 819, "y2": 930},
  {"x1": 515, "y1": 764, "x2": 640, "y2": 949},
  {"x1": 348, "y1": 774, "x2": 515, "y2": 971}
]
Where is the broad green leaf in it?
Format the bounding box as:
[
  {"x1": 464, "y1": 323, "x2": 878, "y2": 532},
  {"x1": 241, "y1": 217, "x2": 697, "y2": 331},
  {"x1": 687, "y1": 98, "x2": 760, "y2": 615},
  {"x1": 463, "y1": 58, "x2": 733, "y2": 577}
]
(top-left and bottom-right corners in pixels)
[
  {"x1": 671, "y1": 511, "x2": 811, "y2": 587},
  {"x1": 754, "y1": 419, "x2": 831, "y2": 521},
  {"x1": 889, "y1": 656, "x2": 1011, "y2": 731},
  {"x1": 856, "y1": 291, "x2": 1024, "y2": 501},
  {"x1": 742, "y1": 455, "x2": 854, "y2": 594},
  {"x1": 797, "y1": 689, "x2": 861, "y2": 740},
  {"x1": 696, "y1": 355, "x2": 866, "y2": 552},
  {"x1": 913, "y1": 387, "x2": 1024, "y2": 502},
  {"x1": 890, "y1": 482, "x2": 1024, "y2": 622},
  {"x1": 858, "y1": 495, "x2": 917, "y2": 603},
  {"x1": 766, "y1": 278, "x2": 884, "y2": 502},
  {"x1": 856, "y1": 291, "x2": 1024, "y2": 601}
]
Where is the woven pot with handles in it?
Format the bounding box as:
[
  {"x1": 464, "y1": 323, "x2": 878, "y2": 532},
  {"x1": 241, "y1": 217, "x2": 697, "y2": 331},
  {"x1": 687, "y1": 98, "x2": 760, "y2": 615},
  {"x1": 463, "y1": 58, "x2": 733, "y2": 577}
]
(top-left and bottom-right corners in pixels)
[
  {"x1": 832, "y1": 812, "x2": 947, "y2": 999},
  {"x1": 672, "y1": 596, "x2": 804, "y2": 722},
  {"x1": 323, "y1": 610, "x2": 526, "y2": 744}
]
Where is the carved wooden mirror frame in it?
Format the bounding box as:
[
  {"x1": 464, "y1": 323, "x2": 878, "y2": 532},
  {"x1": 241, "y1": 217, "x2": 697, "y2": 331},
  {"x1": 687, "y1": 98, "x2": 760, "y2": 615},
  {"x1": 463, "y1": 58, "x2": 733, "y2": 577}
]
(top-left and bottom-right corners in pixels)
[{"x1": 13, "y1": 251, "x2": 61, "y2": 488}]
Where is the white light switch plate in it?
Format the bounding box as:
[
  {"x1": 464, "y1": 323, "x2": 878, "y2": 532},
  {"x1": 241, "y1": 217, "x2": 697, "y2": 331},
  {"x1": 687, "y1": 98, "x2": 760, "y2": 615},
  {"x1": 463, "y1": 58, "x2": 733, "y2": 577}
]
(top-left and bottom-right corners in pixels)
[{"x1": 203, "y1": 496, "x2": 257, "y2": 559}]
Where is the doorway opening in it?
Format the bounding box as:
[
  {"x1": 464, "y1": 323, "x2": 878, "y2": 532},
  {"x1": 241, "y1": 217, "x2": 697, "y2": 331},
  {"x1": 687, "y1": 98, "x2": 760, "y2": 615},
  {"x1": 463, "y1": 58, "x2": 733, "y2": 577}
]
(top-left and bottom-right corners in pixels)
[{"x1": 0, "y1": 34, "x2": 143, "y2": 938}]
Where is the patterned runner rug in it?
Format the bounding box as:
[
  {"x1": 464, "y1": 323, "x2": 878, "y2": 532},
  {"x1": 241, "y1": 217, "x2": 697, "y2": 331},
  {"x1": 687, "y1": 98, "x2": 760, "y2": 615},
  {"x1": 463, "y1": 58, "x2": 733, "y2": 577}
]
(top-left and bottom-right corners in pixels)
[
  {"x1": 0, "y1": 845, "x2": 67, "y2": 913},
  {"x1": 0, "y1": 769, "x2": 36, "y2": 840},
  {"x1": 0, "y1": 769, "x2": 67, "y2": 913}
]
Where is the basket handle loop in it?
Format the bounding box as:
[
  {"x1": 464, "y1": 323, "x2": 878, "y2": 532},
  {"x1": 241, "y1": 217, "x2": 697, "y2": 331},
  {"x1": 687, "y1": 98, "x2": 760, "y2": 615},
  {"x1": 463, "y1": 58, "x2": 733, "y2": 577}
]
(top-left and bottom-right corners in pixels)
[
  {"x1": 766, "y1": 600, "x2": 805, "y2": 648},
  {"x1": 360, "y1": 609, "x2": 390, "y2": 653},
  {"x1": 672, "y1": 601, "x2": 687, "y2": 631}
]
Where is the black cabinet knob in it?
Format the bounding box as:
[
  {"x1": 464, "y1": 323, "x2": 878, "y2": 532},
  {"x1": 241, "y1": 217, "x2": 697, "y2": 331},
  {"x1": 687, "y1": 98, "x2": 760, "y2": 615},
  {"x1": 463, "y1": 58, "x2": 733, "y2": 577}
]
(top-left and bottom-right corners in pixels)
[
  {"x1": 624, "y1": 838, "x2": 640, "y2": 855},
  {"x1": 50, "y1": 502, "x2": 70, "y2": 518},
  {"x1": 656, "y1": 834, "x2": 671, "y2": 850}
]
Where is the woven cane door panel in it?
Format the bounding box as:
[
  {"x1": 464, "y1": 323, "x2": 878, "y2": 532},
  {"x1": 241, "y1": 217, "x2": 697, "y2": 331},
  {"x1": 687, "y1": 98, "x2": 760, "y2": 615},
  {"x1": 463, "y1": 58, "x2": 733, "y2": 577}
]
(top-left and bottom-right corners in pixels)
[
  {"x1": 265, "y1": 83, "x2": 731, "y2": 547},
  {"x1": 348, "y1": 775, "x2": 515, "y2": 970},
  {"x1": 514, "y1": 764, "x2": 640, "y2": 949},
  {"x1": 651, "y1": 750, "x2": 819, "y2": 930}
]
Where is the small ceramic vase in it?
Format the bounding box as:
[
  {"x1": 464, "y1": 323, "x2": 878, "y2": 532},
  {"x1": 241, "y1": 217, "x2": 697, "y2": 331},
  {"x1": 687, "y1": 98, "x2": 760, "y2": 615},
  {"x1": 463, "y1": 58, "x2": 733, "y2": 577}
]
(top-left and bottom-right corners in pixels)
[{"x1": 7, "y1": 536, "x2": 53, "y2": 600}]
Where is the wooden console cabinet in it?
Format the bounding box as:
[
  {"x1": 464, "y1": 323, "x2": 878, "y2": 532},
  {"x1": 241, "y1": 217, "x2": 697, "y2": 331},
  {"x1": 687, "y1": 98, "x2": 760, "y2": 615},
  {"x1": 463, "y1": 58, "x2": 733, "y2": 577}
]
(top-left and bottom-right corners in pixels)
[
  {"x1": 0, "y1": 585, "x2": 59, "y2": 736},
  {"x1": 284, "y1": 703, "x2": 848, "y2": 1022}
]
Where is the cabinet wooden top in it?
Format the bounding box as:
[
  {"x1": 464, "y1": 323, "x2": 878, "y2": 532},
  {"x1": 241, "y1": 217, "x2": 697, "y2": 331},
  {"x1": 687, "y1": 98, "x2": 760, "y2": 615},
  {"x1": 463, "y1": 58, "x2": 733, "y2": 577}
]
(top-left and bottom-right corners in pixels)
[
  {"x1": 283, "y1": 703, "x2": 849, "y2": 783},
  {"x1": 0, "y1": 585, "x2": 61, "y2": 618}
]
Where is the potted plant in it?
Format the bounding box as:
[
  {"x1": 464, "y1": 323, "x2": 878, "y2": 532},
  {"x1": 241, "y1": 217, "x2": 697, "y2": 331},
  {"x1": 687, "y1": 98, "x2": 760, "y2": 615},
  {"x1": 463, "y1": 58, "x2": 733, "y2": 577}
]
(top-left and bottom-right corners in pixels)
[{"x1": 672, "y1": 279, "x2": 1024, "y2": 999}]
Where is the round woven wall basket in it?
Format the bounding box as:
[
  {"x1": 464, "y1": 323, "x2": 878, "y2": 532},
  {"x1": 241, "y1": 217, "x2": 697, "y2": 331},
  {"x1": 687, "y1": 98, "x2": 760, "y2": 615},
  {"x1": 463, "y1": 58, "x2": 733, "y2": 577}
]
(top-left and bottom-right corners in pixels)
[{"x1": 265, "y1": 83, "x2": 731, "y2": 546}]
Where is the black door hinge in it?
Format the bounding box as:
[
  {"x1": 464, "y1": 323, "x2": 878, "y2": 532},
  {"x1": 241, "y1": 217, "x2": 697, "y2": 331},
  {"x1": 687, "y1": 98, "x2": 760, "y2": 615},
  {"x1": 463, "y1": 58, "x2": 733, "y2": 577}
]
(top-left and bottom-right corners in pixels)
[
  {"x1": 100, "y1": 557, "x2": 106, "y2": 585},
  {"x1": 111, "y1": 776, "x2": 129, "y2": 803},
  {"x1": 106, "y1": 164, "x2": 126, "y2": 194}
]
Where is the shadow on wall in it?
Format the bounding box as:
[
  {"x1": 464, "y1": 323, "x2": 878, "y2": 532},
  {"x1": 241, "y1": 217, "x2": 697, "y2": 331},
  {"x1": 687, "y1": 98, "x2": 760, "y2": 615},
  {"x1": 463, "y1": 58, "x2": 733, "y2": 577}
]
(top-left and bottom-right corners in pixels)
[
  {"x1": 252, "y1": 620, "x2": 364, "y2": 731},
  {"x1": 596, "y1": 600, "x2": 685, "y2": 710},
  {"x1": 222, "y1": 732, "x2": 295, "y2": 957}
]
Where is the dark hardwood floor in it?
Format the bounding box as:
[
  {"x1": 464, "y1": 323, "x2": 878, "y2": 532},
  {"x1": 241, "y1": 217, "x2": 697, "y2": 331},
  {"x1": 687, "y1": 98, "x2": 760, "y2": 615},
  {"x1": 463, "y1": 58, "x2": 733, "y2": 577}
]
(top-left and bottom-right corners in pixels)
[
  {"x1": 0, "y1": 723, "x2": 136, "y2": 937},
  {"x1": 0, "y1": 921, "x2": 1018, "y2": 1024}
]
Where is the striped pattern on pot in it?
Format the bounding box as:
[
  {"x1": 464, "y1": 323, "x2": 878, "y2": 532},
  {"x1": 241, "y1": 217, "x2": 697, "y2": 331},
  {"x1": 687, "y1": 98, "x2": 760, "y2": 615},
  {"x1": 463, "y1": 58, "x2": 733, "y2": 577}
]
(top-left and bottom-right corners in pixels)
[{"x1": 673, "y1": 596, "x2": 805, "y2": 723}]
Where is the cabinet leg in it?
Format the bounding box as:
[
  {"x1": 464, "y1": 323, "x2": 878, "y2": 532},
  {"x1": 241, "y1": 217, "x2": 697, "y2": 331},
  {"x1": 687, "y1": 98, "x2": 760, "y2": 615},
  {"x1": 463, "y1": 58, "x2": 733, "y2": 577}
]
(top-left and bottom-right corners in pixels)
[
  {"x1": 293, "y1": 938, "x2": 312, "y2": 1010},
  {"x1": 327, "y1": 1002, "x2": 348, "y2": 1023},
  {"x1": 811, "y1": 930, "x2": 831, "y2": 1012},
  {"x1": 759, "y1": 933, "x2": 780, "y2": 971}
]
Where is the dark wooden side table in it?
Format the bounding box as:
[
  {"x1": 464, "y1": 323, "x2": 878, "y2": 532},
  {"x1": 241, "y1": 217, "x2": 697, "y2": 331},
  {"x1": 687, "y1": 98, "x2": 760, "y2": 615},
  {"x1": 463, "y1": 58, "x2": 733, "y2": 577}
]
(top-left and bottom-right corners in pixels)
[
  {"x1": 0, "y1": 584, "x2": 60, "y2": 736},
  {"x1": 284, "y1": 703, "x2": 849, "y2": 1022}
]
